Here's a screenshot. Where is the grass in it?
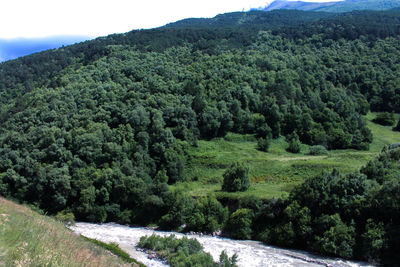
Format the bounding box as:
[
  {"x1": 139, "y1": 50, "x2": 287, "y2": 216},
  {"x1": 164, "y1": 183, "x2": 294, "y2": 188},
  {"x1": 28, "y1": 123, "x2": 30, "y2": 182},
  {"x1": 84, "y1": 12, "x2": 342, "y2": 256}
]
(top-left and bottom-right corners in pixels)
[
  {"x1": 82, "y1": 237, "x2": 146, "y2": 267},
  {"x1": 175, "y1": 112, "x2": 400, "y2": 200},
  {"x1": 0, "y1": 197, "x2": 139, "y2": 267}
]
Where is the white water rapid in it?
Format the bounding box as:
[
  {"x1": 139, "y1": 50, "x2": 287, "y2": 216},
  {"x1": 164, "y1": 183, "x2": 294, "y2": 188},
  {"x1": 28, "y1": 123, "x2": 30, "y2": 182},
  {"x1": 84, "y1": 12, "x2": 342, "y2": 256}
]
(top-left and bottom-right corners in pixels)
[{"x1": 70, "y1": 222, "x2": 374, "y2": 267}]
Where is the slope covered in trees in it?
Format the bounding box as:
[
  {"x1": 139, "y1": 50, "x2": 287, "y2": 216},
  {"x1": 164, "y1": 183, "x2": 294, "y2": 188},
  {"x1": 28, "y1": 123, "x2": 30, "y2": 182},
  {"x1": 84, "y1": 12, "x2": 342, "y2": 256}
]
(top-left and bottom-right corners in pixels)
[
  {"x1": 264, "y1": 0, "x2": 400, "y2": 13},
  {"x1": 0, "y1": 8, "x2": 399, "y2": 264}
]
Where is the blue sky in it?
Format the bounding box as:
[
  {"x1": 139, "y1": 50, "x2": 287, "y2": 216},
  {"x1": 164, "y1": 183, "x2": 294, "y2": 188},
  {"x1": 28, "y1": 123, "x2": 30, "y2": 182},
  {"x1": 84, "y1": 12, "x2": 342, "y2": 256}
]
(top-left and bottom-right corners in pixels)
[{"x1": 0, "y1": 0, "x2": 342, "y2": 39}]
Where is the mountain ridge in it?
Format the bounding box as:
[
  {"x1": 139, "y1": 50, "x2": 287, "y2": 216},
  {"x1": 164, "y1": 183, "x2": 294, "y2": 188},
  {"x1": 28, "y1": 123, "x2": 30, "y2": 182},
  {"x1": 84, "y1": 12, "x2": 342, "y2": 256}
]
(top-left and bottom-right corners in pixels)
[{"x1": 264, "y1": 0, "x2": 400, "y2": 12}]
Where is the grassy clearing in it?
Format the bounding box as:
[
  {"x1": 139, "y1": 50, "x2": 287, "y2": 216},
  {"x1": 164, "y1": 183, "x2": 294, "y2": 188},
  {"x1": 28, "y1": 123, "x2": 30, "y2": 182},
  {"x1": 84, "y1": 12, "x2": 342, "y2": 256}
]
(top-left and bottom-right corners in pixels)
[
  {"x1": 0, "y1": 197, "x2": 138, "y2": 267},
  {"x1": 176, "y1": 113, "x2": 400, "y2": 200}
]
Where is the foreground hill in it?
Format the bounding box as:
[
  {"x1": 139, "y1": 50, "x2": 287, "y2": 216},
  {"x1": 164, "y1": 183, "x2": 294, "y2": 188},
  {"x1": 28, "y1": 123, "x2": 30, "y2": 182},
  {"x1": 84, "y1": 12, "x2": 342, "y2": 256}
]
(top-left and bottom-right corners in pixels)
[
  {"x1": 0, "y1": 197, "x2": 140, "y2": 266},
  {"x1": 264, "y1": 0, "x2": 400, "y2": 12},
  {"x1": 0, "y1": 8, "x2": 400, "y2": 264}
]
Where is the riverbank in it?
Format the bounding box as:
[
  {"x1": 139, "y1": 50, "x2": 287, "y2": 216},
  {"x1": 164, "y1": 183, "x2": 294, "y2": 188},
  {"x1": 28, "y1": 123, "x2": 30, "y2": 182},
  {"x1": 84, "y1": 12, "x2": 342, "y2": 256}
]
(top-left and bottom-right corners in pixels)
[{"x1": 71, "y1": 222, "x2": 374, "y2": 267}]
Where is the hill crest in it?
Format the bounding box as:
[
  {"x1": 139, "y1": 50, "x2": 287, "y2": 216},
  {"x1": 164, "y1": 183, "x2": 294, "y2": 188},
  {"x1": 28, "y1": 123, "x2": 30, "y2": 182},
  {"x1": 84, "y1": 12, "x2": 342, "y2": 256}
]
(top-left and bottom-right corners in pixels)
[{"x1": 264, "y1": 0, "x2": 400, "y2": 12}]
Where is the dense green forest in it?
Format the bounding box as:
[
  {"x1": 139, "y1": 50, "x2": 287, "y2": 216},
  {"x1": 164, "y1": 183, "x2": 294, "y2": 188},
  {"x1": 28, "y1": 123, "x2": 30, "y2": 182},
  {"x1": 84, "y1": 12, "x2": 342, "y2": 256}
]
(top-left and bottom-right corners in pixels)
[{"x1": 1, "y1": 9, "x2": 400, "y2": 264}]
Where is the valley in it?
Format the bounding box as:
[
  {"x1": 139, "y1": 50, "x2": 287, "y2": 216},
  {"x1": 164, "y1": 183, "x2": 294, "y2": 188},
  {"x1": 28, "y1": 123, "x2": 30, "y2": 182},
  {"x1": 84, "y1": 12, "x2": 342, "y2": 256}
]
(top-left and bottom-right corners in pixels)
[{"x1": 1, "y1": 6, "x2": 400, "y2": 266}]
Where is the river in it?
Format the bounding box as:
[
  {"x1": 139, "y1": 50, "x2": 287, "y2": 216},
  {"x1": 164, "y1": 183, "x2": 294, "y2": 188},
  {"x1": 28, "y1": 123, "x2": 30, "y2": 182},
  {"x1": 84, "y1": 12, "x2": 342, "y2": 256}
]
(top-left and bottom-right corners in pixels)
[{"x1": 70, "y1": 222, "x2": 374, "y2": 267}]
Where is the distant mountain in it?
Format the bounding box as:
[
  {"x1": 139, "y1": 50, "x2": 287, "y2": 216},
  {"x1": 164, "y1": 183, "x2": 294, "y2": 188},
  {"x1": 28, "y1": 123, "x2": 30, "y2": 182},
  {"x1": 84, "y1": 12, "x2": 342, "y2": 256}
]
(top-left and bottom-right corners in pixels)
[
  {"x1": 264, "y1": 0, "x2": 337, "y2": 11},
  {"x1": 165, "y1": 10, "x2": 333, "y2": 29},
  {"x1": 0, "y1": 36, "x2": 90, "y2": 62},
  {"x1": 264, "y1": 0, "x2": 400, "y2": 12}
]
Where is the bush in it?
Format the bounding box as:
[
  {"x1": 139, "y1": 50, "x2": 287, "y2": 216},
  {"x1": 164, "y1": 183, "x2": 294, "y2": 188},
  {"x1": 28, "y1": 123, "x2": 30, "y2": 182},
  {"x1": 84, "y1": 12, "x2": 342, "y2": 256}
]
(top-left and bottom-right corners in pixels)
[
  {"x1": 313, "y1": 214, "x2": 355, "y2": 259},
  {"x1": 307, "y1": 145, "x2": 328, "y2": 155},
  {"x1": 138, "y1": 235, "x2": 238, "y2": 267},
  {"x1": 225, "y1": 208, "x2": 253, "y2": 240},
  {"x1": 286, "y1": 133, "x2": 301, "y2": 154},
  {"x1": 372, "y1": 112, "x2": 395, "y2": 126},
  {"x1": 186, "y1": 197, "x2": 228, "y2": 233},
  {"x1": 55, "y1": 210, "x2": 75, "y2": 226},
  {"x1": 219, "y1": 250, "x2": 238, "y2": 267},
  {"x1": 257, "y1": 137, "x2": 270, "y2": 152},
  {"x1": 393, "y1": 118, "x2": 400, "y2": 132},
  {"x1": 221, "y1": 162, "x2": 250, "y2": 192}
]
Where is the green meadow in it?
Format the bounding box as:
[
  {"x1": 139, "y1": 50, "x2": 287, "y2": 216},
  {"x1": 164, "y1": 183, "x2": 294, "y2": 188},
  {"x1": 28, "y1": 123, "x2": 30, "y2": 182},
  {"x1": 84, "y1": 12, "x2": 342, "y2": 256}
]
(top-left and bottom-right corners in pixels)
[{"x1": 174, "y1": 113, "x2": 400, "y2": 200}]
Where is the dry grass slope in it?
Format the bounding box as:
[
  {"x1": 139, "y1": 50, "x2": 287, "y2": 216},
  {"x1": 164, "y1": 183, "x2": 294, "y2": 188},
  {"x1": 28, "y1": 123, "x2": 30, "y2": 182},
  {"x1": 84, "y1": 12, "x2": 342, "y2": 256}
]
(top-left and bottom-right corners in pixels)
[{"x1": 0, "y1": 197, "x2": 137, "y2": 267}]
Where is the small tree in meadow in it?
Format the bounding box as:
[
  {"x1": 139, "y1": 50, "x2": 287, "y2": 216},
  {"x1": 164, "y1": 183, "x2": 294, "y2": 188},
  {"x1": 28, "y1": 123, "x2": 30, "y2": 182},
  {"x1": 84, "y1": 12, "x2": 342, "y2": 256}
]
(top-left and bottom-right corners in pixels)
[
  {"x1": 222, "y1": 162, "x2": 250, "y2": 192},
  {"x1": 257, "y1": 137, "x2": 270, "y2": 152},
  {"x1": 286, "y1": 132, "x2": 301, "y2": 154}
]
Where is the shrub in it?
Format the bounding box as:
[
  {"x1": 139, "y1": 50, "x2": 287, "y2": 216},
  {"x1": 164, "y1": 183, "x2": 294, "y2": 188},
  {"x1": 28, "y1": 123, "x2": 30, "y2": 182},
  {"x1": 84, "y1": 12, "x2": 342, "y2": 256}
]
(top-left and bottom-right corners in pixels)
[
  {"x1": 186, "y1": 197, "x2": 228, "y2": 233},
  {"x1": 307, "y1": 145, "x2": 328, "y2": 155},
  {"x1": 138, "y1": 235, "x2": 238, "y2": 267},
  {"x1": 219, "y1": 250, "x2": 238, "y2": 267},
  {"x1": 225, "y1": 208, "x2": 253, "y2": 240},
  {"x1": 372, "y1": 112, "x2": 395, "y2": 126},
  {"x1": 257, "y1": 137, "x2": 270, "y2": 152},
  {"x1": 55, "y1": 210, "x2": 75, "y2": 226},
  {"x1": 286, "y1": 134, "x2": 301, "y2": 153},
  {"x1": 221, "y1": 162, "x2": 250, "y2": 192},
  {"x1": 393, "y1": 118, "x2": 400, "y2": 132}
]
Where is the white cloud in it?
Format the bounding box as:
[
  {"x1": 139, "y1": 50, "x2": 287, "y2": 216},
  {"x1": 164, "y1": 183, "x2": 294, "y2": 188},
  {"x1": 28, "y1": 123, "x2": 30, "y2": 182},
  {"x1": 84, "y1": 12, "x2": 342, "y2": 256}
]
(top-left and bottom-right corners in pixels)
[{"x1": 0, "y1": 0, "x2": 342, "y2": 39}]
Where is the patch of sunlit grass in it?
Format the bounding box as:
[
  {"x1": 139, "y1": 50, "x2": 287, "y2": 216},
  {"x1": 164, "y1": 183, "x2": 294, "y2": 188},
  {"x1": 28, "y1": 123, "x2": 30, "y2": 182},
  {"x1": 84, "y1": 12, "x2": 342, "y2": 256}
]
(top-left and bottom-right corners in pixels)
[{"x1": 0, "y1": 197, "x2": 135, "y2": 267}]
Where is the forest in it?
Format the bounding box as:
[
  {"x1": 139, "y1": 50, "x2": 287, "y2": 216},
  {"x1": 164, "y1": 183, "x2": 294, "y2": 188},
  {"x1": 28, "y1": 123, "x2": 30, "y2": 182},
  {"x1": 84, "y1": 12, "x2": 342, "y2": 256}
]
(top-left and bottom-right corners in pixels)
[{"x1": 0, "y1": 8, "x2": 399, "y2": 265}]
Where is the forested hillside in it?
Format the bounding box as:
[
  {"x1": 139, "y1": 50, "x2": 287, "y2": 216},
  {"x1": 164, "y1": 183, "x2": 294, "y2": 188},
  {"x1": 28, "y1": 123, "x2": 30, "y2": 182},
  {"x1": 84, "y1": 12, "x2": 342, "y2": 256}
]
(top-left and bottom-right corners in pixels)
[
  {"x1": 0, "y1": 9, "x2": 399, "y2": 264},
  {"x1": 264, "y1": 0, "x2": 400, "y2": 13}
]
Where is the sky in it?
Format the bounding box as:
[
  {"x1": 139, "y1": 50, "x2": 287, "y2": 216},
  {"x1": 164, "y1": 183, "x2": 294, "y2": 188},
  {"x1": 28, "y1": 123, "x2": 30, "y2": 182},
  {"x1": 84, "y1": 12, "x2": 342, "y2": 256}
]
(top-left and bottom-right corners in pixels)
[{"x1": 0, "y1": 0, "x2": 343, "y2": 40}]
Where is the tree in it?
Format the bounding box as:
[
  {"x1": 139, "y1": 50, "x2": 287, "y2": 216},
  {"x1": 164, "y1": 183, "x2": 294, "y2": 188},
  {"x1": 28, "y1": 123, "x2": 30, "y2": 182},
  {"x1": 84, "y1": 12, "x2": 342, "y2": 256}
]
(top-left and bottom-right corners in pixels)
[
  {"x1": 257, "y1": 137, "x2": 270, "y2": 152},
  {"x1": 286, "y1": 132, "x2": 301, "y2": 153},
  {"x1": 225, "y1": 208, "x2": 253, "y2": 240},
  {"x1": 313, "y1": 214, "x2": 355, "y2": 259},
  {"x1": 219, "y1": 251, "x2": 238, "y2": 267},
  {"x1": 222, "y1": 162, "x2": 250, "y2": 192}
]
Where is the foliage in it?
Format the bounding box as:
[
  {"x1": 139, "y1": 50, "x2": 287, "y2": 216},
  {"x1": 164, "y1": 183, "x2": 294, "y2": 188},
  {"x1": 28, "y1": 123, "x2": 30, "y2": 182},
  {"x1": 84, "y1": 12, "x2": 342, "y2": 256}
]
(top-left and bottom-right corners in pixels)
[
  {"x1": 219, "y1": 250, "x2": 238, "y2": 267},
  {"x1": 225, "y1": 208, "x2": 254, "y2": 240},
  {"x1": 256, "y1": 137, "x2": 270, "y2": 152},
  {"x1": 307, "y1": 145, "x2": 328, "y2": 155},
  {"x1": 222, "y1": 163, "x2": 251, "y2": 192},
  {"x1": 393, "y1": 118, "x2": 400, "y2": 132},
  {"x1": 159, "y1": 193, "x2": 227, "y2": 233},
  {"x1": 82, "y1": 236, "x2": 146, "y2": 266},
  {"x1": 138, "y1": 234, "x2": 237, "y2": 267},
  {"x1": 55, "y1": 210, "x2": 75, "y2": 225},
  {"x1": 186, "y1": 196, "x2": 228, "y2": 233},
  {"x1": 1, "y1": 7, "x2": 400, "y2": 264},
  {"x1": 372, "y1": 112, "x2": 395, "y2": 126},
  {"x1": 286, "y1": 132, "x2": 301, "y2": 154},
  {"x1": 232, "y1": 149, "x2": 400, "y2": 264}
]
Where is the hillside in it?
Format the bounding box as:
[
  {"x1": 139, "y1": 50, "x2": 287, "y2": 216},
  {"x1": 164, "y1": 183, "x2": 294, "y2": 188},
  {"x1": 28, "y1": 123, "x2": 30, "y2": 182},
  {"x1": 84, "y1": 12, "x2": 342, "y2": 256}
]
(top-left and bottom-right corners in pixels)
[
  {"x1": 176, "y1": 113, "x2": 400, "y2": 200},
  {"x1": 264, "y1": 0, "x2": 400, "y2": 12},
  {"x1": 0, "y1": 197, "x2": 140, "y2": 266},
  {"x1": 0, "y1": 8, "x2": 400, "y2": 264},
  {"x1": 264, "y1": 0, "x2": 337, "y2": 11}
]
